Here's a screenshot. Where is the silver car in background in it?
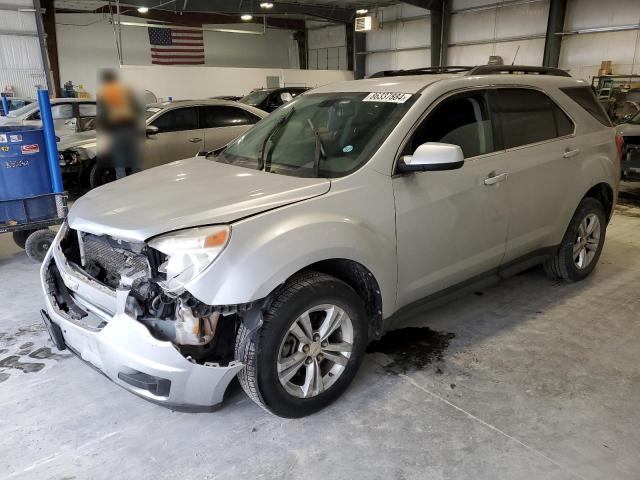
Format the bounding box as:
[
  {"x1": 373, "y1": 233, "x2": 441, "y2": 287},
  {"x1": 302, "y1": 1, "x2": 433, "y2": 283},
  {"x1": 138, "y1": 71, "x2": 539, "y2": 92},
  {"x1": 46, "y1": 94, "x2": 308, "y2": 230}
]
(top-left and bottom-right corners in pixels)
[
  {"x1": 59, "y1": 99, "x2": 267, "y2": 188},
  {"x1": 41, "y1": 68, "x2": 619, "y2": 418}
]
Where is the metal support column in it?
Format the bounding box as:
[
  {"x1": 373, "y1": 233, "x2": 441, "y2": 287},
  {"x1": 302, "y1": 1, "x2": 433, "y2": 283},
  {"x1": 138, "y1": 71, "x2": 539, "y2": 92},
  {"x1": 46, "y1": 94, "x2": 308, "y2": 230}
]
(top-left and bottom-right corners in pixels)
[
  {"x1": 33, "y1": 0, "x2": 53, "y2": 94},
  {"x1": 354, "y1": 31, "x2": 366, "y2": 79},
  {"x1": 430, "y1": 0, "x2": 449, "y2": 67},
  {"x1": 543, "y1": 0, "x2": 567, "y2": 67}
]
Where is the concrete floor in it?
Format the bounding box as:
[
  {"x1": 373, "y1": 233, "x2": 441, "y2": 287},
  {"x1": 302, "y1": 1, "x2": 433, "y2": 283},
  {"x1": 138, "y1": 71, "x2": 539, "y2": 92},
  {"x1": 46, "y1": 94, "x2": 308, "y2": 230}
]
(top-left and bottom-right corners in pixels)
[{"x1": 1, "y1": 205, "x2": 639, "y2": 480}]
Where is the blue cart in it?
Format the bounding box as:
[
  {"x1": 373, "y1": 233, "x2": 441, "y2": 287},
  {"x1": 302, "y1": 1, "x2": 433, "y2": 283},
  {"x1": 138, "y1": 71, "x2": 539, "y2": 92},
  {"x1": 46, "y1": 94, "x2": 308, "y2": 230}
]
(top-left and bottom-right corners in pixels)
[{"x1": 0, "y1": 123, "x2": 67, "y2": 262}]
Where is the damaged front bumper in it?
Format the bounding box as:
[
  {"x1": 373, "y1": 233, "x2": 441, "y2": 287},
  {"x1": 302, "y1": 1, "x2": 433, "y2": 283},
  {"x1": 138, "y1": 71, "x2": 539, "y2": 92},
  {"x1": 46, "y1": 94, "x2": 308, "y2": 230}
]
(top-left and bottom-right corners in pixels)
[{"x1": 40, "y1": 225, "x2": 243, "y2": 412}]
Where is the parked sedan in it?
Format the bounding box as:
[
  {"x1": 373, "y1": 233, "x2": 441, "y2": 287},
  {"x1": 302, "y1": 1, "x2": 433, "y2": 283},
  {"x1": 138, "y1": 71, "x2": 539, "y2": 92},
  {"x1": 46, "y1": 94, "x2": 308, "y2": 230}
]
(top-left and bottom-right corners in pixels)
[
  {"x1": 239, "y1": 87, "x2": 309, "y2": 113},
  {"x1": 0, "y1": 98, "x2": 96, "y2": 138},
  {"x1": 60, "y1": 99, "x2": 267, "y2": 189}
]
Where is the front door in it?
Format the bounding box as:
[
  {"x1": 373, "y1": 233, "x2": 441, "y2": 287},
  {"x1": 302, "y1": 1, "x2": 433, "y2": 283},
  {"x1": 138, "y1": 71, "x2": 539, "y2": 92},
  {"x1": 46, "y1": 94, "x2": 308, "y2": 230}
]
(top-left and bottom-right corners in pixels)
[
  {"x1": 145, "y1": 106, "x2": 204, "y2": 169},
  {"x1": 393, "y1": 89, "x2": 510, "y2": 308}
]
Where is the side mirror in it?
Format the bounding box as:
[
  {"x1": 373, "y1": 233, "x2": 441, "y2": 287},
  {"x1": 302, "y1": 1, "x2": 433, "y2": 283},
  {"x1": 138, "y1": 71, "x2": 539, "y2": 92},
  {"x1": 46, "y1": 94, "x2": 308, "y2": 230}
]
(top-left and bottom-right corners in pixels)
[
  {"x1": 146, "y1": 125, "x2": 159, "y2": 136},
  {"x1": 398, "y1": 142, "x2": 464, "y2": 173}
]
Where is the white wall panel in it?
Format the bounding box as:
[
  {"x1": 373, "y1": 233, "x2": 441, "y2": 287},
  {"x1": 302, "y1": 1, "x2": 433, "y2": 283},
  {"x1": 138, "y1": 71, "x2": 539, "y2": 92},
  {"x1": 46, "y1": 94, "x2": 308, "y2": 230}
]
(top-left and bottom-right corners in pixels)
[
  {"x1": 559, "y1": 0, "x2": 640, "y2": 80},
  {"x1": 565, "y1": 0, "x2": 640, "y2": 30},
  {"x1": 307, "y1": 23, "x2": 347, "y2": 71}
]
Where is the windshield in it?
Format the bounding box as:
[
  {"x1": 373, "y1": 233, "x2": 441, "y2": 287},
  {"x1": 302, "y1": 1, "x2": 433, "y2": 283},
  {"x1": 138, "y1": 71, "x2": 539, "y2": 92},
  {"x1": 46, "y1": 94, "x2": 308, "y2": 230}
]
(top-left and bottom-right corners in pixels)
[
  {"x1": 7, "y1": 103, "x2": 37, "y2": 118},
  {"x1": 215, "y1": 92, "x2": 415, "y2": 178},
  {"x1": 144, "y1": 106, "x2": 164, "y2": 120},
  {"x1": 239, "y1": 90, "x2": 271, "y2": 107}
]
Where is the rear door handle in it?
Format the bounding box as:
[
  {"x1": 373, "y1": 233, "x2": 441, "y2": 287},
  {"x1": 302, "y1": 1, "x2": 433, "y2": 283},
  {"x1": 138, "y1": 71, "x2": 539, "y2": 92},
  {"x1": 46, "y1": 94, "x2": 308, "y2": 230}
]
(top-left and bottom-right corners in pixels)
[
  {"x1": 189, "y1": 137, "x2": 202, "y2": 143},
  {"x1": 484, "y1": 172, "x2": 508, "y2": 185},
  {"x1": 563, "y1": 148, "x2": 580, "y2": 158}
]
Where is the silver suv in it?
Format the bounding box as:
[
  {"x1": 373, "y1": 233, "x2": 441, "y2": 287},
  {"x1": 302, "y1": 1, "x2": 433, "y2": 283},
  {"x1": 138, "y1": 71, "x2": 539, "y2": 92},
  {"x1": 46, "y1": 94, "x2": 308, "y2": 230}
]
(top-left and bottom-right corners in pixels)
[{"x1": 40, "y1": 66, "x2": 620, "y2": 418}]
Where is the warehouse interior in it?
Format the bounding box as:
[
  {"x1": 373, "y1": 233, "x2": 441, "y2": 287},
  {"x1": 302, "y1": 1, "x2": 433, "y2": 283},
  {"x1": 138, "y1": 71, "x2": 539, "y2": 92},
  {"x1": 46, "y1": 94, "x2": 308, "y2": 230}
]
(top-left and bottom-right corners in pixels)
[{"x1": 1, "y1": 0, "x2": 640, "y2": 479}]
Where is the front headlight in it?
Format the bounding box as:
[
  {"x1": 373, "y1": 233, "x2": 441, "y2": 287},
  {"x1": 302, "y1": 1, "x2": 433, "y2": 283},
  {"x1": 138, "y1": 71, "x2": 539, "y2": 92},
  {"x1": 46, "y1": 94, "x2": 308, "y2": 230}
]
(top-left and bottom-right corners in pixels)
[{"x1": 148, "y1": 225, "x2": 230, "y2": 295}]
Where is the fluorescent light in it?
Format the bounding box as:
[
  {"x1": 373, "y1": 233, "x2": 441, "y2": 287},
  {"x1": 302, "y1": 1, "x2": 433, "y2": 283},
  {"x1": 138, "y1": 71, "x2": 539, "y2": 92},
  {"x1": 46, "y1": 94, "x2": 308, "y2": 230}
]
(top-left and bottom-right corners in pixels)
[
  {"x1": 241, "y1": 14, "x2": 253, "y2": 21},
  {"x1": 137, "y1": 6, "x2": 149, "y2": 13},
  {"x1": 356, "y1": 9, "x2": 368, "y2": 14},
  {"x1": 260, "y1": 2, "x2": 274, "y2": 8}
]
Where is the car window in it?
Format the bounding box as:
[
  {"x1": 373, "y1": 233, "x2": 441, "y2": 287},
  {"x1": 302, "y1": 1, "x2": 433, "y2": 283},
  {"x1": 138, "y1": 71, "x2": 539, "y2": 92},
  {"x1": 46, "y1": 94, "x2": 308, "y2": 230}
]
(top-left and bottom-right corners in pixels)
[
  {"x1": 490, "y1": 89, "x2": 573, "y2": 149},
  {"x1": 151, "y1": 107, "x2": 199, "y2": 133},
  {"x1": 7, "y1": 103, "x2": 36, "y2": 118},
  {"x1": 50, "y1": 104, "x2": 74, "y2": 120},
  {"x1": 408, "y1": 90, "x2": 495, "y2": 159},
  {"x1": 239, "y1": 90, "x2": 271, "y2": 107},
  {"x1": 79, "y1": 103, "x2": 97, "y2": 117},
  {"x1": 560, "y1": 86, "x2": 612, "y2": 127},
  {"x1": 200, "y1": 106, "x2": 252, "y2": 128}
]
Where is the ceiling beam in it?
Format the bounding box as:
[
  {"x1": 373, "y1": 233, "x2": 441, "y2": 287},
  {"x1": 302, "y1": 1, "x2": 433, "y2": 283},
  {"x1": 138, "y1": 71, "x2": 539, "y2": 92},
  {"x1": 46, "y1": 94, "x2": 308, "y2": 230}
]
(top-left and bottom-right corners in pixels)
[
  {"x1": 402, "y1": 0, "x2": 443, "y2": 10},
  {"x1": 120, "y1": 0, "x2": 356, "y2": 23}
]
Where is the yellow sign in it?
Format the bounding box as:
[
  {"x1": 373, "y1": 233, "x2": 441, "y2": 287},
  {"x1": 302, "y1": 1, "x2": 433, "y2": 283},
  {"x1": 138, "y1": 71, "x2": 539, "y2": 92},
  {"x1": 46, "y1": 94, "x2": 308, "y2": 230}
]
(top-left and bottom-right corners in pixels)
[{"x1": 1, "y1": 146, "x2": 9, "y2": 152}]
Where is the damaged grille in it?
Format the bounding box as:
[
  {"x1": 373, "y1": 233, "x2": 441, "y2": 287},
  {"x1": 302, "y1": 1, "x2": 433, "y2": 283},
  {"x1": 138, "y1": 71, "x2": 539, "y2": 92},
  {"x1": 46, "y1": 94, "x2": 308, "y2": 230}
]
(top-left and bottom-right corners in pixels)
[
  {"x1": 83, "y1": 235, "x2": 150, "y2": 293},
  {"x1": 60, "y1": 228, "x2": 164, "y2": 300}
]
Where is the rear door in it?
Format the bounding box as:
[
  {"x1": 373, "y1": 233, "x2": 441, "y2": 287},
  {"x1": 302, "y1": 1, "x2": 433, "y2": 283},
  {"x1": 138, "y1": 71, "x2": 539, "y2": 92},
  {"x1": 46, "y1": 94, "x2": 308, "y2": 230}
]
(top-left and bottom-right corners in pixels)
[
  {"x1": 200, "y1": 105, "x2": 259, "y2": 151},
  {"x1": 144, "y1": 106, "x2": 204, "y2": 168},
  {"x1": 488, "y1": 88, "x2": 577, "y2": 262}
]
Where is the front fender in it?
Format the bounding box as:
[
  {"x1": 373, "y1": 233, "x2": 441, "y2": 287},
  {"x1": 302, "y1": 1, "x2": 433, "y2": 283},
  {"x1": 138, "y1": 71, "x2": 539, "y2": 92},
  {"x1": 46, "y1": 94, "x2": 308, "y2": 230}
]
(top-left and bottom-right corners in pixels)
[{"x1": 186, "y1": 173, "x2": 398, "y2": 317}]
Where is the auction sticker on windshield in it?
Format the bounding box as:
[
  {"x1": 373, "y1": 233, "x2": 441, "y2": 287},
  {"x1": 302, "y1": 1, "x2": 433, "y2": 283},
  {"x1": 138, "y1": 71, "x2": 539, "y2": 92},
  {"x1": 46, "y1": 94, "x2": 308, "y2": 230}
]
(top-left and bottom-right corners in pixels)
[
  {"x1": 363, "y1": 92, "x2": 412, "y2": 103},
  {"x1": 0, "y1": 134, "x2": 7, "y2": 143}
]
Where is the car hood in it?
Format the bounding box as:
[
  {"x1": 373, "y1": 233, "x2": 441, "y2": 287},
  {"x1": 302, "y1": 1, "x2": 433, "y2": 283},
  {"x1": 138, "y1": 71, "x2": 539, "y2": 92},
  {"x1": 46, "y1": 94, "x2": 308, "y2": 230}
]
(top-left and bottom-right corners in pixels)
[
  {"x1": 68, "y1": 157, "x2": 331, "y2": 242},
  {"x1": 616, "y1": 123, "x2": 640, "y2": 136},
  {"x1": 57, "y1": 130, "x2": 96, "y2": 150}
]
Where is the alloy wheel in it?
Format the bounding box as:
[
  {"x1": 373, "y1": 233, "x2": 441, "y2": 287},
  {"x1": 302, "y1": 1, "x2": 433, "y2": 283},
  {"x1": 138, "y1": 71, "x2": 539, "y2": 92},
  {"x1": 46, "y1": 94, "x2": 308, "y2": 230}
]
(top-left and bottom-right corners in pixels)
[
  {"x1": 277, "y1": 304, "x2": 354, "y2": 399},
  {"x1": 573, "y1": 213, "x2": 601, "y2": 269}
]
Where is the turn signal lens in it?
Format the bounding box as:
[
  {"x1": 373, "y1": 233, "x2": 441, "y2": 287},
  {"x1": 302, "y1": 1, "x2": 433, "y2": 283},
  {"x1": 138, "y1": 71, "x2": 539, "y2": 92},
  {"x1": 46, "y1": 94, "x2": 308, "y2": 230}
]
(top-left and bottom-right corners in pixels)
[{"x1": 204, "y1": 229, "x2": 229, "y2": 248}]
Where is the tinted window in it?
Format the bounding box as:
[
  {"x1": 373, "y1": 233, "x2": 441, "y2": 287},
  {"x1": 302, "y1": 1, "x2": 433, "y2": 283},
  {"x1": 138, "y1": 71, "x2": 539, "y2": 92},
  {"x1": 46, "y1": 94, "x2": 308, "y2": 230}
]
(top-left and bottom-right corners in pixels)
[
  {"x1": 200, "y1": 106, "x2": 251, "y2": 128},
  {"x1": 554, "y1": 104, "x2": 574, "y2": 137},
  {"x1": 560, "y1": 86, "x2": 612, "y2": 126},
  {"x1": 79, "y1": 103, "x2": 96, "y2": 117},
  {"x1": 490, "y1": 89, "x2": 571, "y2": 149},
  {"x1": 151, "y1": 107, "x2": 198, "y2": 133},
  {"x1": 409, "y1": 90, "x2": 495, "y2": 158}
]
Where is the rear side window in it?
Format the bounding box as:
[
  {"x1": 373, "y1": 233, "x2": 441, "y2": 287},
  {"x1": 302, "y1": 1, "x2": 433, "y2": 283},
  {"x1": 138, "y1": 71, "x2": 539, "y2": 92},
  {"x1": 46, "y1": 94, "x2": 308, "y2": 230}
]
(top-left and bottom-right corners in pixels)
[
  {"x1": 408, "y1": 90, "x2": 496, "y2": 158},
  {"x1": 200, "y1": 106, "x2": 252, "y2": 128},
  {"x1": 490, "y1": 89, "x2": 574, "y2": 149},
  {"x1": 560, "y1": 86, "x2": 613, "y2": 127},
  {"x1": 152, "y1": 107, "x2": 198, "y2": 133}
]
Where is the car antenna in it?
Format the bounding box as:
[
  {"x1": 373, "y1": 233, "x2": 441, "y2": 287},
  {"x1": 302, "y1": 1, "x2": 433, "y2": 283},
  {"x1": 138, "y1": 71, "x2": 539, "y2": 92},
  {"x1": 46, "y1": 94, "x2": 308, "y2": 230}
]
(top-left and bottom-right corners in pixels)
[{"x1": 511, "y1": 45, "x2": 520, "y2": 66}]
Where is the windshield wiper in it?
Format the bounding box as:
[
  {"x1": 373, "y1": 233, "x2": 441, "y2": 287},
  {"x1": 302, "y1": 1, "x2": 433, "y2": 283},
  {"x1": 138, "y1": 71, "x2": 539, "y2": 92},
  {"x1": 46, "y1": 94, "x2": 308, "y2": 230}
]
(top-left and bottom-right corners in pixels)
[
  {"x1": 307, "y1": 119, "x2": 326, "y2": 177},
  {"x1": 259, "y1": 107, "x2": 295, "y2": 171}
]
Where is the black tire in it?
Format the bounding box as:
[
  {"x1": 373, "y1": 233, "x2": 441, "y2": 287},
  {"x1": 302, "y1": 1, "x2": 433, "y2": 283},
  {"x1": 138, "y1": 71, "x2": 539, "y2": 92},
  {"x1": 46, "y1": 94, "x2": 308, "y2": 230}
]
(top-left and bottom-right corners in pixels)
[
  {"x1": 89, "y1": 164, "x2": 116, "y2": 189},
  {"x1": 25, "y1": 229, "x2": 56, "y2": 263},
  {"x1": 235, "y1": 271, "x2": 368, "y2": 418},
  {"x1": 12, "y1": 229, "x2": 36, "y2": 249},
  {"x1": 543, "y1": 197, "x2": 606, "y2": 282}
]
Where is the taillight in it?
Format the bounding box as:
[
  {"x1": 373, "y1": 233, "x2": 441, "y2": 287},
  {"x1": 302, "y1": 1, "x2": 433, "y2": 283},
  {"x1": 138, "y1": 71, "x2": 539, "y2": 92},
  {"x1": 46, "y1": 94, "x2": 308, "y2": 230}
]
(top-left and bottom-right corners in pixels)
[{"x1": 615, "y1": 134, "x2": 624, "y2": 164}]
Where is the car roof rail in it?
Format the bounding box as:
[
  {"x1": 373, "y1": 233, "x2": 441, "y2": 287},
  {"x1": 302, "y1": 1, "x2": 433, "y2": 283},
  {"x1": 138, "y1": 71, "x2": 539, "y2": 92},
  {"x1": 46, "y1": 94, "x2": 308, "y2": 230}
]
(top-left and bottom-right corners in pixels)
[
  {"x1": 368, "y1": 66, "x2": 474, "y2": 78},
  {"x1": 466, "y1": 65, "x2": 571, "y2": 77}
]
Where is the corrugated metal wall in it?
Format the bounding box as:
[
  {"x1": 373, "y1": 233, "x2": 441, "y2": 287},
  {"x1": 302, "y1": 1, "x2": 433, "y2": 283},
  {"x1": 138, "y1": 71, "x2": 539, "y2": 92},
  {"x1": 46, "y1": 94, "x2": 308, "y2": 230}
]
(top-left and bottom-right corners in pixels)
[{"x1": 0, "y1": 0, "x2": 47, "y2": 99}]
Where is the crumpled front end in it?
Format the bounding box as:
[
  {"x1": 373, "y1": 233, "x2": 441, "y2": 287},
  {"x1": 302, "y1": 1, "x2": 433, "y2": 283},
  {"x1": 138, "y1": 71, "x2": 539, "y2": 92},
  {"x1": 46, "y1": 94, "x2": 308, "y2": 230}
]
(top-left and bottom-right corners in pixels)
[{"x1": 40, "y1": 223, "x2": 244, "y2": 411}]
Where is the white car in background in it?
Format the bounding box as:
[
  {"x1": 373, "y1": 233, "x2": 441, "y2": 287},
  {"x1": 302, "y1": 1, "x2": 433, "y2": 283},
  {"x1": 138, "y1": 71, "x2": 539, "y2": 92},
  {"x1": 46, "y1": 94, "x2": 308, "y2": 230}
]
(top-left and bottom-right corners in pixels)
[{"x1": 0, "y1": 98, "x2": 96, "y2": 138}]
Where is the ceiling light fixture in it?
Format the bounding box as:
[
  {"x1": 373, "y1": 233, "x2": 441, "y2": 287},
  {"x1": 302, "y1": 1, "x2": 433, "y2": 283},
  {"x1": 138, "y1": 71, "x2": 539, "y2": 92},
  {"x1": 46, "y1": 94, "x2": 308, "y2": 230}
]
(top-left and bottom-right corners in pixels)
[
  {"x1": 260, "y1": 2, "x2": 274, "y2": 8},
  {"x1": 356, "y1": 9, "x2": 368, "y2": 14},
  {"x1": 241, "y1": 14, "x2": 253, "y2": 21},
  {"x1": 137, "y1": 6, "x2": 149, "y2": 13}
]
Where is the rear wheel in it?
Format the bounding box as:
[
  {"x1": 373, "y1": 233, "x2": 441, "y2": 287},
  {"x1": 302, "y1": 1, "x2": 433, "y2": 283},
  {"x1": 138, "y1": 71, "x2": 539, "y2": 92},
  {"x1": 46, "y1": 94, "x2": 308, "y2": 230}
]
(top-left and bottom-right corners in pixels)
[
  {"x1": 235, "y1": 271, "x2": 368, "y2": 418},
  {"x1": 544, "y1": 197, "x2": 606, "y2": 281},
  {"x1": 25, "y1": 229, "x2": 56, "y2": 263}
]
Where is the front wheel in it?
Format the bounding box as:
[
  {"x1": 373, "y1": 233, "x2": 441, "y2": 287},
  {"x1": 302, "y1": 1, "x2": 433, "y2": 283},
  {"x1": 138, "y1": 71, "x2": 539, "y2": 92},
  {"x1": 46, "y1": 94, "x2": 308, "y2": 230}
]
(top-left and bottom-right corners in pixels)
[
  {"x1": 235, "y1": 271, "x2": 368, "y2": 418},
  {"x1": 544, "y1": 197, "x2": 607, "y2": 281}
]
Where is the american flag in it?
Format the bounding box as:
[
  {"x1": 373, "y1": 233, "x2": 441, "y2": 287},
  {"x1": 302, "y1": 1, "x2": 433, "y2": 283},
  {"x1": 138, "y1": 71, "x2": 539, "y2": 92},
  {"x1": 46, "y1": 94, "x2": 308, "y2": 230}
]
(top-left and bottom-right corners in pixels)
[{"x1": 148, "y1": 24, "x2": 205, "y2": 65}]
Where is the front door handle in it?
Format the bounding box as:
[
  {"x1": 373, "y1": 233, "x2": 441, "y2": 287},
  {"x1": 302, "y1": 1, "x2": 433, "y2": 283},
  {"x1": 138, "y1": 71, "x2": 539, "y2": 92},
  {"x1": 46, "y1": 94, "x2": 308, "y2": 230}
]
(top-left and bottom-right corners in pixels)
[
  {"x1": 563, "y1": 148, "x2": 580, "y2": 158},
  {"x1": 484, "y1": 172, "x2": 508, "y2": 186},
  {"x1": 189, "y1": 137, "x2": 202, "y2": 143}
]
